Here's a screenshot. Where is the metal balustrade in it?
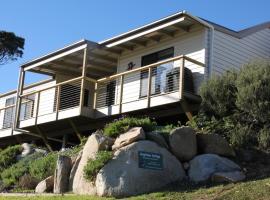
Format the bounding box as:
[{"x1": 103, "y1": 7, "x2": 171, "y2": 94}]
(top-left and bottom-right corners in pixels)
[
  {"x1": 95, "y1": 55, "x2": 205, "y2": 112},
  {"x1": 0, "y1": 55, "x2": 205, "y2": 130}
]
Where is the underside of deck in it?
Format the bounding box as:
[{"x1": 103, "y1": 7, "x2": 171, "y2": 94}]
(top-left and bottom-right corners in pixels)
[{"x1": 0, "y1": 94, "x2": 200, "y2": 149}]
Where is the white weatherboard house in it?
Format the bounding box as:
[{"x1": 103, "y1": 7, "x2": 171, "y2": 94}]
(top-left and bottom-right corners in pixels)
[{"x1": 0, "y1": 11, "x2": 269, "y2": 148}]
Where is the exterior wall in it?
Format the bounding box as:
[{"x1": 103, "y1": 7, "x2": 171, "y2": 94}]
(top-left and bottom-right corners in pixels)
[
  {"x1": 212, "y1": 28, "x2": 270, "y2": 75},
  {"x1": 116, "y1": 24, "x2": 207, "y2": 104}
]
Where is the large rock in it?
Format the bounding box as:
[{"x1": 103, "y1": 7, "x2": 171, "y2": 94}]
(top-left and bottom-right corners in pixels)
[
  {"x1": 69, "y1": 151, "x2": 82, "y2": 191},
  {"x1": 35, "y1": 176, "x2": 54, "y2": 193},
  {"x1": 21, "y1": 143, "x2": 34, "y2": 157},
  {"x1": 169, "y1": 127, "x2": 197, "y2": 161},
  {"x1": 188, "y1": 154, "x2": 241, "y2": 182},
  {"x1": 197, "y1": 134, "x2": 235, "y2": 157},
  {"x1": 96, "y1": 140, "x2": 185, "y2": 197},
  {"x1": 211, "y1": 171, "x2": 246, "y2": 183},
  {"x1": 72, "y1": 134, "x2": 113, "y2": 195},
  {"x1": 54, "y1": 155, "x2": 72, "y2": 194},
  {"x1": 146, "y1": 132, "x2": 169, "y2": 149},
  {"x1": 112, "y1": 127, "x2": 145, "y2": 150}
]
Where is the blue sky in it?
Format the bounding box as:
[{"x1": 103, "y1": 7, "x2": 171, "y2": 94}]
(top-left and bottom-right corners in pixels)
[{"x1": 0, "y1": 0, "x2": 269, "y2": 94}]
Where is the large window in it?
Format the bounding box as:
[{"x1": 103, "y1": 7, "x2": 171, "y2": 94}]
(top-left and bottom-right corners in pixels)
[{"x1": 140, "y1": 47, "x2": 174, "y2": 97}]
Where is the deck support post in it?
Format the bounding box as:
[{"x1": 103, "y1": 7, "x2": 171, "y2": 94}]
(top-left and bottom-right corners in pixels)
[
  {"x1": 35, "y1": 126, "x2": 53, "y2": 152},
  {"x1": 179, "y1": 57, "x2": 185, "y2": 99},
  {"x1": 35, "y1": 92, "x2": 40, "y2": 125},
  {"x1": 119, "y1": 75, "x2": 124, "y2": 113},
  {"x1": 13, "y1": 67, "x2": 25, "y2": 131},
  {"x1": 180, "y1": 99, "x2": 193, "y2": 121},
  {"x1": 55, "y1": 85, "x2": 61, "y2": 120},
  {"x1": 147, "y1": 67, "x2": 153, "y2": 108},
  {"x1": 61, "y1": 134, "x2": 68, "y2": 149},
  {"x1": 79, "y1": 46, "x2": 88, "y2": 114},
  {"x1": 68, "y1": 119, "x2": 82, "y2": 142},
  {"x1": 93, "y1": 82, "x2": 98, "y2": 110}
]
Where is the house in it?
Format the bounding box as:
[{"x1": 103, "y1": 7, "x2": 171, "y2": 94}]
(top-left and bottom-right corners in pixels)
[{"x1": 0, "y1": 11, "x2": 269, "y2": 149}]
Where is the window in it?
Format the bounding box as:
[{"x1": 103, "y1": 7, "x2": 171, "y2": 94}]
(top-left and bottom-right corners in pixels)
[
  {"x1": 3, "y1": 97, "x2": 15, "y2": 129},
  {"x1": 140, "y1": 47, "x2": 174, "y2": 97}
]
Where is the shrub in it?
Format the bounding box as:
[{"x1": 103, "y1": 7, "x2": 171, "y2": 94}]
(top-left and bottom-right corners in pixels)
[
  {"x1": 104, "y1": 117, "x2": 157, "y2": 138},
  {"x1": 236, "y1": 60, "x2": 270, "y2": 123},
  {"x1": 1, "y1": 152, "x2": 42, "y2": 188},
  {"x1": 18, "y1": 174, "x2": 38, "y2": 190},
  {"x1": 229, "y1": 123, "x2": 256, "y2": 148},
  {"x1": 258, "y1": 127, "x2": 270, "y2": 150},
  {"x1": 29, "y1": 152, "x2": 57, "y2": 181},
  {"x1": 83, "y1": 151, "x2": 113, "y2": 181},
  {"x1": 199, "y1": 71, "x2": 237, "y2": 118},
  {"x1": 0, "y1": 145, "x2": 22, "y2": 173}
]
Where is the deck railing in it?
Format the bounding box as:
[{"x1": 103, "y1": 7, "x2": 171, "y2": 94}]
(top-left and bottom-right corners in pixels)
[
  {"x1": 94, "y1": 55, "x2": 205, "y2": 112},
  {"x1": 0, "y1": 55, "x2": 204, "y2": 129}
]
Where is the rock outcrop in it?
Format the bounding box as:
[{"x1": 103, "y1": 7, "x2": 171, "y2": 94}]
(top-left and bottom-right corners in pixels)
[
  {"x1": 146, "y1": 132, "x2": 169, "y2": 149},
  {"x1": 35, "y1": 176, "x2": 54, "y2": 193},
  {"x1": 211, "y1": 171, "x2": 246, "y2": 183},
  {"x1": 72, "y1": 134, "x2": 113, "y2": 195},
  {"x1": 112, "y1": 127, "x2": 145, "y2": 150},
  {"x1": 188, "y1": 154, "x2": 241, "y2": 182},
  {"x1": 96, "y1": 140, "x2": 185, "y2": 197},
  {"x1": 197, "y1": 134, "x2": 235, "y2": 157},
  {"x1": 169, "y1": 127, "x2": 197, "y2": 161},
  {"x1": 54, "y1": 155, "x2": 72, "y2": 194}
]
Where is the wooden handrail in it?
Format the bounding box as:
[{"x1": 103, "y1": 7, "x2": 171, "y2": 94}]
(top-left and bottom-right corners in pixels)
[
  {"x1": 20, "y1": 76, "x2": 83, "y2": 97},
  {"x1": 19, "y1": 55, "x2": 204, "y2": 97},
  {"x1": 0, "y1": 99, "x2": 34, "y2": 111},
  {"x1": 97, "y1": 55, "x2": 205, "y2": 83},
  {"x1": 97, "y1": 55, "x2": 184, "y2": 83}
]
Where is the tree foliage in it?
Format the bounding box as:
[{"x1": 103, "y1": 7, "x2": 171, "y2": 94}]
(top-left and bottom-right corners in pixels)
[
  {"x1": 194, "y1": 60, "x2": 270, "y2": 150},
  {"x1": 0, "y1": 31, "x2": 25, "y2": 65}
]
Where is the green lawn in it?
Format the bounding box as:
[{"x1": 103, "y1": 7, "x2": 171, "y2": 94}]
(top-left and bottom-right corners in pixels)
[{"x1": 1, "y1": 177, "x2": 270, "y2": 200}]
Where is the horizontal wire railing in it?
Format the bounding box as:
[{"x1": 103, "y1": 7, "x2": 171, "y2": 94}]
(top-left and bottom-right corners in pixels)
[
  {"x1": 0, "y1": 55, "x2": 205, "y2": 129},
  {"x1": 95, "y1": 55, "x2": 205, "y2": 110}
]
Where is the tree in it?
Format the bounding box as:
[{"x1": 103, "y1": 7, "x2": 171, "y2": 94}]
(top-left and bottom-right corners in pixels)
[{"x1": 0, "y1": 31, "x2": 25, "y2": 65}]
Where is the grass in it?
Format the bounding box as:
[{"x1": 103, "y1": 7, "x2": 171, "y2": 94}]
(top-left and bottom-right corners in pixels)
[{"x1": 1, "y1": 176, "x2": 270, "y2": 200}]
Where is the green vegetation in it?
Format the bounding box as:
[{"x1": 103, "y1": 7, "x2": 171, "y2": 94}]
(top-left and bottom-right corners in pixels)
[
  {"x1": 0, "y1": 153, "x2": 42, "y2": 188},
  {"x1": 104, "y1": 117, "x2": 157, "y2": 138},
  {"x1": 29, "y1": 152, "x2": 57, "y2": 181},
  {"x1": 191, "y1": 60, "x2": 270, "y2": 150},
  {"x1": 1, "y1": 176, "x2": 270, "y2": 200},
  {"x1": 83, "y1": 151, "x2": 113, "y2": 181},
  {"x1": 0, "y1": 145, "x2": 22, "y2": 173}
]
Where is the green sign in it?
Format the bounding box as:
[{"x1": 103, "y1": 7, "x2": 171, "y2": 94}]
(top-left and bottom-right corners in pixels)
[{"x1": 138, "y1": 151, "x2": 163, "y2": 170}]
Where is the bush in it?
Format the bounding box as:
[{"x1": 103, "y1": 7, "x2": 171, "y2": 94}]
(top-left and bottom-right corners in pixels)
[
  {"x1": 104, "y1": 117, "x2": 157, "y2": 138},
  {"x1": 1, "y1": 152, "x2": 42, "y2": 188},
  {"x1": 18, "y1": 174, "x2": 38, "y2": 190},
  {"x1": 258, "y1": 127, "x2": 270, "y2": 150},
  {"x1": 196, "y1": 60, "x2": 270, "y2": 150},
  {"x1": 29, "y1": 152, "x2": 57, "y2": 181},
  {"x1": 199, "y1": 71, "x2": 237, "y2": 118},
  {"x1": 83, "y1": 151, "x2": 113, "y2": 181},
  {"x1": 236, "y1": 60, "x2": 270, "y2": 123},
  {"x1": 229, "y1": 123, "x2": 256, "y2": 148},
  {"x1": 0, "y1": 145, "x2": 22, "y2": 173}
]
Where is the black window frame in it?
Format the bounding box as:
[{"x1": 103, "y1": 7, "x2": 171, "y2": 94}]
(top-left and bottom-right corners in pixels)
[{"x1": 139, "y1": 47, "x2": 174, "y2": 98}]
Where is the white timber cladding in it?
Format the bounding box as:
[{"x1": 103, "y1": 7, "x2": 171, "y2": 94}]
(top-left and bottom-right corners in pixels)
[
  {"x1": 212, "y1": 28, "x2": 270, "y2": 75},
  {"x1": 115, "y1": 25, "x2": 207, "y2": 104}
]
